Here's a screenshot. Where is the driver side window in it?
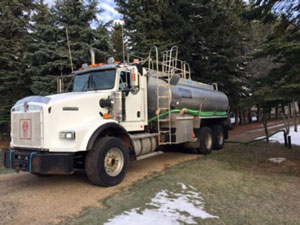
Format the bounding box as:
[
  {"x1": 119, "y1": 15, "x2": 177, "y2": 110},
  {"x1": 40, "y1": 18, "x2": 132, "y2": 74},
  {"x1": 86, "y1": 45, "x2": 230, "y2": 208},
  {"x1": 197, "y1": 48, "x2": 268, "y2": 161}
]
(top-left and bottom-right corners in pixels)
[{"x1": 119, "y1": 71, "x2": 131, "y2": 90}]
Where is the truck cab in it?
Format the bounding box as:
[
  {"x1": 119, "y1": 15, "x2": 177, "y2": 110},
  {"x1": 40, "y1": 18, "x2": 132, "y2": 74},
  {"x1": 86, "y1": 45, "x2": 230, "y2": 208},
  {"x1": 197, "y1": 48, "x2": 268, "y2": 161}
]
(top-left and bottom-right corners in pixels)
[{"x1": 3, "y1": 61, "x2": 150, "y2": 186}]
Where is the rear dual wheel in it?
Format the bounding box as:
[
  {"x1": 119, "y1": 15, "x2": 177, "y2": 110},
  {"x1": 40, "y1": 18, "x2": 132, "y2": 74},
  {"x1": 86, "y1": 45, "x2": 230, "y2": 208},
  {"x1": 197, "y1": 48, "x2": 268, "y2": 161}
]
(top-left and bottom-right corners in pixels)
[
  {"x1": 193, "y1": 125, "x2": 225, "y2": 154},
  {"x1": 194, "y1": 127, "x2": 213, "y2": 154},
  {"x1": 211, "y1": 125, "x2": 224, "y2": 150}
]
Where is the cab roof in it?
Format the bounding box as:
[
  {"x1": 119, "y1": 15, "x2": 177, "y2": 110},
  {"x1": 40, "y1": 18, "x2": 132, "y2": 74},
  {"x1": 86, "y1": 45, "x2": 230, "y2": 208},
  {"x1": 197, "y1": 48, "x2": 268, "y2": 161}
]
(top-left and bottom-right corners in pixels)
[{"x1": 74, "y1": 64, "x2": 118, "y2": 75}]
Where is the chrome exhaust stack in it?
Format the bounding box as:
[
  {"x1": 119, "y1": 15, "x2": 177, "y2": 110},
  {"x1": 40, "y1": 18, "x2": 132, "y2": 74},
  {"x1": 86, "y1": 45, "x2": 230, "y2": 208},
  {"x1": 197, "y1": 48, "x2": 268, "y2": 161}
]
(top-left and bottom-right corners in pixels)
[{"x1": 90, "y1": 48, "x2": 95, "y2": 65}]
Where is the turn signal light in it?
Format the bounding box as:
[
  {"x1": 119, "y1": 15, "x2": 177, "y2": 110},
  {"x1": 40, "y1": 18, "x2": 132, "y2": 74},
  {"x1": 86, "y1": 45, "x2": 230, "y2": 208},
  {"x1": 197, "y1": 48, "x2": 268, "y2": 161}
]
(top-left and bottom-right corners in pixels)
[{"x1": 103, "y1": 113, "x2": 111, "y2": 119}]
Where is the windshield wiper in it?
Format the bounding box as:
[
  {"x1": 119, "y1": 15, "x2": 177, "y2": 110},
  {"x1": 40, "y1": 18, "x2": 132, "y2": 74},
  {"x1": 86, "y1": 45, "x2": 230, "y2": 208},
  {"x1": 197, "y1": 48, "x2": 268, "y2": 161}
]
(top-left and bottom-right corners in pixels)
[
  {"x1": 81, "y1": 75, "x2": 90, "y2": 91},
  {"x1": 90, "y1": 75, "x2": 96, "y2": 91}
]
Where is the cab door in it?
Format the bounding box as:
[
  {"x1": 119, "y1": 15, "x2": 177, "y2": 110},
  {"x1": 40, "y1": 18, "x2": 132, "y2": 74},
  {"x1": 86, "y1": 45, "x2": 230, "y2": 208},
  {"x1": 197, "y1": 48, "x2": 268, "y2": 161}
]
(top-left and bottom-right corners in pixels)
[{"x1": 118, "y1": 67, "x2": 146, "y2": 131}]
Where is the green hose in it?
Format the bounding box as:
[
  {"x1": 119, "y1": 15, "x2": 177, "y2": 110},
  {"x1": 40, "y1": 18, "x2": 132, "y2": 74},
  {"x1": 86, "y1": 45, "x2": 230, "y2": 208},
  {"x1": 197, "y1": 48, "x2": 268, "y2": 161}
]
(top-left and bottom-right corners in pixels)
[
  {"x1": 148, "y1": 109, "x2": 285, "y2": 146},
  {"x1": 225, "y1": 129, "x2": 286, "y2": 145},
  {"x1": 148, "y1": 109, "x2": 227, "y2": 123}
]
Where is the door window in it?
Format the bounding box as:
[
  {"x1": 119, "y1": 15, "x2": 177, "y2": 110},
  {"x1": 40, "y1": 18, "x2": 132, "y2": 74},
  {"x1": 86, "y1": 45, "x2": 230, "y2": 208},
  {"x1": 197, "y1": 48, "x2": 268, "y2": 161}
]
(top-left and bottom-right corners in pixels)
[{"x1": 119, "y1": 71, "x2": 131, "y2": 90}]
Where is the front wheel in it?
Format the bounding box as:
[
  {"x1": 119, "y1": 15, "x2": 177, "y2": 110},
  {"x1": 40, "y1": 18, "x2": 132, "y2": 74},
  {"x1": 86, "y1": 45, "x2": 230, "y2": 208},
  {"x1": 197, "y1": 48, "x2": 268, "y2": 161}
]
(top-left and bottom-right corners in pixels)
[{"x1": 85, "y1": 137, "x2": 129, "y2": 187}]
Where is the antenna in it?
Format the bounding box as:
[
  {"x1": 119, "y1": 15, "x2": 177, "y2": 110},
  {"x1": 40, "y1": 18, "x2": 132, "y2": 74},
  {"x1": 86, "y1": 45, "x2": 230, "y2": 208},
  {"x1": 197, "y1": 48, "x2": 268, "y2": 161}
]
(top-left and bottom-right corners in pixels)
[
  {"x1": 122, "y1": 25, "x2": 125, "y2": 63},
  {"x1": 65, "y1": 27, "x2": 74, "y2": 72}
]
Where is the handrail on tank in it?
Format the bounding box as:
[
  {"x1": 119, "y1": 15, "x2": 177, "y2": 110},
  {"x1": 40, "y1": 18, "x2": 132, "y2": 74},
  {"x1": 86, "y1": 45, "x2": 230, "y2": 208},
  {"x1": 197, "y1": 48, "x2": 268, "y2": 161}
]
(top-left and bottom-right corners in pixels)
[
  {"x1": 165, "y1": 46, "x2": 178, "y2": 74},
  {"x1": 185, "y1": 62, "x2": 191, "y2": 80},
  {"x1": 161, "y1": 46, "x2": 191, "y2": 79},
  {"x1": 169, "y1": 46, "x2": 179, "y2": 69},
  {"x1": 148, "y1": 46, "x2": 159, "y2": 72}
]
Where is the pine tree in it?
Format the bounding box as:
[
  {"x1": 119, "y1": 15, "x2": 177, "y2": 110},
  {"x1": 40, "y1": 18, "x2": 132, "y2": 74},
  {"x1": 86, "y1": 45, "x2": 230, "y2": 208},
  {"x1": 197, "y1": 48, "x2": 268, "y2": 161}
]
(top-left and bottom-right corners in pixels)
[
  {"x1": 116, "y1": 0, "x2": 172, "y2": 56},
  {"x1": 0, "y1": 0, "x2": 34, "y2": 131},
  {"x1": 111, "y1": 22, "x2": 124, "y2": 61},
  {"x1": 52, "y1": 0, "x2": 111, "y2": 67},
  {"x1": 250, "y1": 0, "x2": 300, "y2": 112},
  {"x1": 29, "y1": 0, "x2": 111, "y2": 96},
  {"x1": 26, "y1": 0, "x2": 61, "y2": 96},
  {"x1": 116, "y1": 0, "x2": 250, "y2": 111}
]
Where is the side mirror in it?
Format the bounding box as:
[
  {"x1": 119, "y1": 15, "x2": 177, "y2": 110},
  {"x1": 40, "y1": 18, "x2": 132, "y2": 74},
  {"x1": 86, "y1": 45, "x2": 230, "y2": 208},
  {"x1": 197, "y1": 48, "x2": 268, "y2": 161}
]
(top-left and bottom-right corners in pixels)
[
  {"x1": 130, "y1": 68, "x2": 139, "y2": 87},
  {"x1": 130, "y1": 68, "x2": 139, "y2": 95}
]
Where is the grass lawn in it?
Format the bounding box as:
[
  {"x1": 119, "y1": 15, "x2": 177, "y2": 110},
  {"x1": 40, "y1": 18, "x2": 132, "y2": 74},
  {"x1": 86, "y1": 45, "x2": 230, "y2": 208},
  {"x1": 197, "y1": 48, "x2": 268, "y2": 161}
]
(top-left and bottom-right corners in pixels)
[{"x1": 62, "y1": 143, "x2": 300, "y2": 225}]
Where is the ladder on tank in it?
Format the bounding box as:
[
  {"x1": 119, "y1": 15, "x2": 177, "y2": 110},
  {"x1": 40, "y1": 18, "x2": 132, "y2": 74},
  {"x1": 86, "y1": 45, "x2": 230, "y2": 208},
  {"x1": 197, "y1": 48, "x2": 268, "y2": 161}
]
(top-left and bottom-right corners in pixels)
[
  {"x1": 147, "y1": 46, "x2": 192, "y2": 145},
  {"x1": 148, "y1": 46, "x2": 172, "y2": 145}
]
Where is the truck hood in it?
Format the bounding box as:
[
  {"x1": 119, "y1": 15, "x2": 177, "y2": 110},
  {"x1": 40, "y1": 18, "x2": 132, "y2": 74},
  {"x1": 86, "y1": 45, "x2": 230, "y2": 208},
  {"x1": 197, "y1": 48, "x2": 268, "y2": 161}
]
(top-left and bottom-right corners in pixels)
[
  {"x1": 14, "y1": 91, "x2": 112, "y2": 107},
  {"x1": 47, "y1": 91, "x2": 112, "y2": 104}
]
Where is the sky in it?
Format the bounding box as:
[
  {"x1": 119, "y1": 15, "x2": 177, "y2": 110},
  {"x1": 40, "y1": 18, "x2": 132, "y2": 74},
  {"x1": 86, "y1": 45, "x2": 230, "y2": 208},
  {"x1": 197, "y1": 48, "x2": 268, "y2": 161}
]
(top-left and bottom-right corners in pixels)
[{"x1": 44, "y1": 0, "x2": 121, "y2": 23}]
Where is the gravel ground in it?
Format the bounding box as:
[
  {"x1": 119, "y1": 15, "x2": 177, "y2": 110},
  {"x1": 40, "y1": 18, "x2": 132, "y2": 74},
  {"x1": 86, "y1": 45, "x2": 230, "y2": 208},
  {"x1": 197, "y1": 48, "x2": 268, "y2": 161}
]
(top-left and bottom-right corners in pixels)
[{"x1": 0, "y1": 152, "x2": 198, "y2": 225}]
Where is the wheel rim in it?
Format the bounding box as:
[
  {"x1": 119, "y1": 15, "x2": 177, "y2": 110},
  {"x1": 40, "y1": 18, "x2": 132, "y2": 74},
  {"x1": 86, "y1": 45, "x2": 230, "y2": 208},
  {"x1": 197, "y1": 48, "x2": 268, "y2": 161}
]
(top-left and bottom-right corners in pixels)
[
  {"x1": 205, "y1": 133, "x2": 212, "y2": 149},
  {"x1": 104, "y1": 148, "x2": 124, "y2": 177},
  {"x1": 218, "y1": 132, "x2": 224, "y2": 145}
]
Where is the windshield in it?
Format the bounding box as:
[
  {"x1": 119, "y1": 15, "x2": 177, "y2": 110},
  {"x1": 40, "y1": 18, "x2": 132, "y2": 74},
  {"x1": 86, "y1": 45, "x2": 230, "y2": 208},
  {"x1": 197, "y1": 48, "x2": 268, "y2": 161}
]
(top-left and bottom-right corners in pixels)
[{"x1": 73, "y1": 70, "x2": 116, "y2": 92}]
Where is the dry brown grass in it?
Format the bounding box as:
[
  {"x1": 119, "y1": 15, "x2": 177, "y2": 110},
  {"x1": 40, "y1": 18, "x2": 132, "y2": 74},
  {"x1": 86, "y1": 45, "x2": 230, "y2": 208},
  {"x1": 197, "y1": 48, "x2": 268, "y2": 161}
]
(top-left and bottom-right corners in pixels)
[{"x1": 62, "y1": 143, "x2": 300, "y2": 225}]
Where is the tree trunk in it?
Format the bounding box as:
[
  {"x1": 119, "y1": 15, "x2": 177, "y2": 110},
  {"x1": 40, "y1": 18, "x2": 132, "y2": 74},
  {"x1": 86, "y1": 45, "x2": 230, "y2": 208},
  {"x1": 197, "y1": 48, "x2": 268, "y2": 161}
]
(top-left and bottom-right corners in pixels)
[
  {"x1": 227, "y1": 109, "x2": 232, "y2": 129},
  {"x1": 234, "y1": 109, "x2": 238, "y2": 126},
  {"x1": 248, "y1": 110, "x2": 252, "y2": 123},
  {"x1": 293, "y1": 101, "x2": 298, "y2": 132},
  {"x1": 263, "y1": 109, "x2": 269, "y2": 143},
  {"x1": 281, "y1": 104, "x2": 285, "y2": 117},
  {"x1": 281, "y1": 105, "x2": 290, "y2": 135},
  {"x1": 239, "y1": 110, "x2": 245, "y2": 125},
  {"x1": 288, "y1": 103, "x2": 292, "y2": 118},
  {"x1": 257, "y1": 104, "x2": 261, "y2": 122},
  {"x1": 275, "y1": 105, "x2": 278, "y2": 119}
]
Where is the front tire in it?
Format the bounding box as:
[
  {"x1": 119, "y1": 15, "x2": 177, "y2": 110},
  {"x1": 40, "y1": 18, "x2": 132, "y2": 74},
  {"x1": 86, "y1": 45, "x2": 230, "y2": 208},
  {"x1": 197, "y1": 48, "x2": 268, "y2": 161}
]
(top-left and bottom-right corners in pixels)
[{"x1": 85, "y1": 137, "x2": 129, "y2": 187}]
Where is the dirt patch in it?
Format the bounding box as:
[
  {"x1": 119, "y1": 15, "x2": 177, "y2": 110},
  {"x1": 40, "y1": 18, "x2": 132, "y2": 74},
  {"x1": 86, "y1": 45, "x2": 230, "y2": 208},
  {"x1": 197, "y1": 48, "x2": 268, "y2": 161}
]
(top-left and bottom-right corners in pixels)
[
  {"x1": 259, "y1": 159, "x2": 300, "y2": 174},
  {"x1": 0, "y1": 152, "x2": 198, "y2": 225},
  {"x1": 0, "y1": 201, "x2": 17, "y2": 225}
]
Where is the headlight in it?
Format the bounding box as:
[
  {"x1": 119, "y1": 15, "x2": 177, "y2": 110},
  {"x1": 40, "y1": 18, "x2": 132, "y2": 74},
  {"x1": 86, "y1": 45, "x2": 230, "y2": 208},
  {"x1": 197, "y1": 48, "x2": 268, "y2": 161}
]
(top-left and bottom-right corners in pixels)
[{"x1": 60, "y1": 131, "x2": 76, "y2": 140}]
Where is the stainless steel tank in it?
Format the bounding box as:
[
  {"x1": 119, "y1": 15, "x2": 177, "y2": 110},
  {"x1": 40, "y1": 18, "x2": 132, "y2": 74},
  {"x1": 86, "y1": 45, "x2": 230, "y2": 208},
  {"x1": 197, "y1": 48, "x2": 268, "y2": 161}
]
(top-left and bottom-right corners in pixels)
[{"x1": 147, "y1": 75, "x2": 229, "y2": 118}]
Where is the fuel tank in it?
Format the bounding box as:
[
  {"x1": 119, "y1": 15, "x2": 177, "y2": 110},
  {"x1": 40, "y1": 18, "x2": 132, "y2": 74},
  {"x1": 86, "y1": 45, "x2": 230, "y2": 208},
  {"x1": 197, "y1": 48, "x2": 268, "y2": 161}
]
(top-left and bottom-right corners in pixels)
[{"x1": 147, "y1": 75, "x2": 229, "y2": 118}]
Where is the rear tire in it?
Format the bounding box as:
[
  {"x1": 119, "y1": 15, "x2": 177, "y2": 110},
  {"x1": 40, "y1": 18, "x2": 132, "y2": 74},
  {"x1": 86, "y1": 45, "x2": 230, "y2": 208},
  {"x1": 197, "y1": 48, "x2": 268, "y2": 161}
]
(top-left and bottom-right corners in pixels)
[
  {"x1": 211, "y1": 125, "x2": 224, "y2": 150},
  {"x1": 85, "y1": 136, "x2": 129, "y2": 187},
  {"x1": 195, "y1": 127, "x2": 213, "y2": 154}
]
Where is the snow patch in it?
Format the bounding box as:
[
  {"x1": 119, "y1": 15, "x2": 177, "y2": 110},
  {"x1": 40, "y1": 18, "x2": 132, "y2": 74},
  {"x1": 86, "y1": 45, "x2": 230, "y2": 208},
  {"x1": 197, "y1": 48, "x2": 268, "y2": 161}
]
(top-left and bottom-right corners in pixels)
[
  {"x1": 268, "y1": 157, "x2": 286, "y2": 164},
  {"x1": 266, "y1": 125, "x2": 300, "y2": 146},
  {"x1": 104, "y1": 183, "x2": 218, "y2": 225},
  {"x1": 231, "y1": 116, "x2": 257, "y2": 124}
]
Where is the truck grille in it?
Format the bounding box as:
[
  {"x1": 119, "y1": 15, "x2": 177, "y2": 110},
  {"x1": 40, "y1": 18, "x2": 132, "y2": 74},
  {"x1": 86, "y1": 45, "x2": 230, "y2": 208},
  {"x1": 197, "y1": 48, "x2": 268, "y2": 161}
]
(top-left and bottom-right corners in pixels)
[{"x1": 11, "y1": 111, "x2": 43, "y2": 148}]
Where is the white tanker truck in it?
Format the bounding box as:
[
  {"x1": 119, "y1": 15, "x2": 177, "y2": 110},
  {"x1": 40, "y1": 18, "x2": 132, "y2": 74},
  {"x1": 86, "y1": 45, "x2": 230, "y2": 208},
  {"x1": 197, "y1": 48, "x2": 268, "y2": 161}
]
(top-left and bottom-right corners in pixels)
[{"x1": 2, "y1": 47, "x2": 229, "y2": 186}]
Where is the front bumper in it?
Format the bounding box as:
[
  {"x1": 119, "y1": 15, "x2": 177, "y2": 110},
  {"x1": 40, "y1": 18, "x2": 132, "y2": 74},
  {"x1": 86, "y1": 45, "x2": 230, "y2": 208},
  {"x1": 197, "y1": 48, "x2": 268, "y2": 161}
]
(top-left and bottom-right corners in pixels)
[{"x1": 2, "y1": 148, "x2": 74, "y2": 175}]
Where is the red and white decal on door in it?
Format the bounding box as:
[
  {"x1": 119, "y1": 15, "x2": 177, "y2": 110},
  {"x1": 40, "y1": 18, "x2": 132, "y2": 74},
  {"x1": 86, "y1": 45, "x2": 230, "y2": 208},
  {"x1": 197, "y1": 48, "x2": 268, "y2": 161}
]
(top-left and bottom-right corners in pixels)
[{"x1": 19, "y1": 119, "x2": 32, "y2": 140}]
